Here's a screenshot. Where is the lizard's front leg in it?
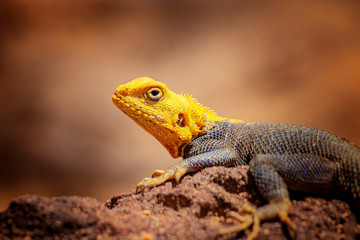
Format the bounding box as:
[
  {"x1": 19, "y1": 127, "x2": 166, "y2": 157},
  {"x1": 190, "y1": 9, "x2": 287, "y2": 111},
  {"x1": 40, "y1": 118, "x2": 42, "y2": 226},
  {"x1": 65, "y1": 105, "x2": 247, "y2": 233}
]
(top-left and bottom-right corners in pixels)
[
  {"x1": 136, "y1": 148, "x2": 238, "y2": 192},
  {"x1": 135, "y1": 167, "x2": 185, "y2": 192}
]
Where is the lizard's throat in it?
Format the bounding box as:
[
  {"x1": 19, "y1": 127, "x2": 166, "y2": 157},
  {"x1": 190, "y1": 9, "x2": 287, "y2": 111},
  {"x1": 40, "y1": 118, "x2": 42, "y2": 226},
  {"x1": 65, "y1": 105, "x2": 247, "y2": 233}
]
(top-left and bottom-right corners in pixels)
[{"x1": 136, "y1": 122, "x2": 190, "y2": 158}]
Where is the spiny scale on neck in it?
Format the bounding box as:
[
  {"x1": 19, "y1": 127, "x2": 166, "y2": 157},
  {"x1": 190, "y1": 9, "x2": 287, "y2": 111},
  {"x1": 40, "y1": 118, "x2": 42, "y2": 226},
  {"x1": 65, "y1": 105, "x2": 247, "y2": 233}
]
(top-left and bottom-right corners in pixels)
[{"x1": 180, "y1": 93, "x2": 226, "y2": 132}]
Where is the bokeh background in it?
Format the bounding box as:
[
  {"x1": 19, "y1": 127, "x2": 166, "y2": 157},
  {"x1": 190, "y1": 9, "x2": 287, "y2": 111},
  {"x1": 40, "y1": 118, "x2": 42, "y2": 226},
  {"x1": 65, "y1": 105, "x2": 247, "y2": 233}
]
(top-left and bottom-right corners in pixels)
[{"x1": 1, "y1": 0, "x2": 360, "y2": 210}]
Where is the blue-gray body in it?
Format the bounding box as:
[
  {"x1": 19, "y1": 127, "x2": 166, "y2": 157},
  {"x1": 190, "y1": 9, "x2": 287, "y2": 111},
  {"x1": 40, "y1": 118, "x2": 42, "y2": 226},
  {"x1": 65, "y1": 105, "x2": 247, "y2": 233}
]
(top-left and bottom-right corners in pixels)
[{"x1": 181, "y1": 121, "x2": 360, "y2": 203}]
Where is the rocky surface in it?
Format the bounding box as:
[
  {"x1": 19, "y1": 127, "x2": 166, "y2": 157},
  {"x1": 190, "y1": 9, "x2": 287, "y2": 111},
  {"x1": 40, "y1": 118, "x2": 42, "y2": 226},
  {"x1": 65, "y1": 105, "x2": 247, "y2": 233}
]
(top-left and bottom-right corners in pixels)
[{"x1": 0, "y1": 166, "x2": 359, "y2": 240}]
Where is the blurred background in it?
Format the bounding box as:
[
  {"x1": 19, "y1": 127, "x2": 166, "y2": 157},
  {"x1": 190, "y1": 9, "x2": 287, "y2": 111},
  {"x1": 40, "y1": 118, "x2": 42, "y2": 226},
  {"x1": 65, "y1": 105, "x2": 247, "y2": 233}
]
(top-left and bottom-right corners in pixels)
[{"x1": 1, "y1": 0, "x2": 360, "y2": 210}]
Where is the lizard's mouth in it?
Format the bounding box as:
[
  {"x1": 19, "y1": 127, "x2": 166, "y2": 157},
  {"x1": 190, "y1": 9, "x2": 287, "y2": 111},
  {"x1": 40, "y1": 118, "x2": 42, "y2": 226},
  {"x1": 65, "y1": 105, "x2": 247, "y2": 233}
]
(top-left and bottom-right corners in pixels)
[
  {"x1": 112, "y1": 93, "x2": 165, "y2": 123},
  {"x1": 113, "y1": 92, "x2": 183, "y2": 158}
]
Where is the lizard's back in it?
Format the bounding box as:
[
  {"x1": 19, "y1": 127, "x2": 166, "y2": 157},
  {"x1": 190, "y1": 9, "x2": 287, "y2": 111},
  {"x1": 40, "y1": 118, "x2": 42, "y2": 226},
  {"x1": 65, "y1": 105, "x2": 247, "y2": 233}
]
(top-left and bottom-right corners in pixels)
[{"x1": 185, "y1": 120, "x2": 360, "y2": 199}]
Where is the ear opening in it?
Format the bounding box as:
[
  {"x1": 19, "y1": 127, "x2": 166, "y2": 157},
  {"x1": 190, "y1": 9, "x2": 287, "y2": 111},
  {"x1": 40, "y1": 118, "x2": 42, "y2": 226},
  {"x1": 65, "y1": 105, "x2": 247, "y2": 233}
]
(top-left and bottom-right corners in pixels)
[{"x1": 177, "y1": 113, "x2": 186, "y2": 127}]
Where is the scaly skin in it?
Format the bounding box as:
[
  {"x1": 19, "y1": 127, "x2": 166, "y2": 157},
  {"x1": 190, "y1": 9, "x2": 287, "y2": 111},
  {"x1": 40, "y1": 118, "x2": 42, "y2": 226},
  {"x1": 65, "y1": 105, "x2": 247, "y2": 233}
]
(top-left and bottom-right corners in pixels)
[{"x1": 112, "y1": 77, "x2": 360, "y2": 240}]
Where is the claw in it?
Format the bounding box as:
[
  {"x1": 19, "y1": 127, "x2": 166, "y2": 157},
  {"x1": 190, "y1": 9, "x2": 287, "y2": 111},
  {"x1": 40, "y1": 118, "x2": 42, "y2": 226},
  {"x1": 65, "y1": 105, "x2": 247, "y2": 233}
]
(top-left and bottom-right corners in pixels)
[
  {"x1": 136, "y1": 170, "x2": 166, "y2": 192},
  {"x1": 279, "y1": 208, "x2": 297, "y2": 232},
  {"x1": 219, "y1": 200, "x2": 296, "y2": 240},
  {"x1": 135, "y1": 178, "x2": 148, "y2": 193},
  {"x1": 225, "y1": 211, "x2": 247, "y2": 222},
  {"x1": 135, "y1": 170, "x2": 173, "y2": 192},
  {"x1": 239, "y1": 204, "x2": 256, "y2": 214},
  {"x1": 135, "y1": 184, "x2": 143, "y2": 193},
  {"x1": 135, "y1": 166, "x2": 189, "y2": 193},
  {"x1": 218, "y1": 213, "x2": 254, "y2": 236},
  {"x1": 174, "y1": 168, "x2": 187, "y2": 182},
  {"x1": 135, "y1": 166, "x2": 189, "y2": 192},
  {"x1": 219, "y1": 206, "x2": 258, "y2": 240}
]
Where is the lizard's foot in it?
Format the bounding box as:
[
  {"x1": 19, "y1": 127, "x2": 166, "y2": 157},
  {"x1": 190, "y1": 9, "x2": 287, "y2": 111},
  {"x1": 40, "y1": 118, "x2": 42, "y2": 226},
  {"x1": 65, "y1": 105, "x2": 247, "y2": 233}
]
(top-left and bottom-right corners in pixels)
[
  {"x1": 135, "y1": 167, "x2": 188, "y2": 192},
  {"x1": 219, "y1": 200, "x2": 296, "y2": 240},
  {"x1": 218, "y1": 205, "x2": 259, "y2": 240}
]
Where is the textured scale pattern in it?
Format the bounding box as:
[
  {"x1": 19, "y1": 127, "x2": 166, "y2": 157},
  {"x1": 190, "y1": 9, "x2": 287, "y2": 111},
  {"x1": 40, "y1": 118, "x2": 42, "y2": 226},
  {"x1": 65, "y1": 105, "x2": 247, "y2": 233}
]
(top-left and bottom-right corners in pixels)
[{"x1": 183, "y1": 120, "x2": 360, "y2": 199}]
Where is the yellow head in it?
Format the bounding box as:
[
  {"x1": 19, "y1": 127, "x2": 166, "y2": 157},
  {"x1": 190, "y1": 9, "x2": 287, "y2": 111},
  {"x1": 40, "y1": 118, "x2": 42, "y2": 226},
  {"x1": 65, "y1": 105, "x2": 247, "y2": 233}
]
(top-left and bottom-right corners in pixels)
[{"x1": 112, "y1": 77, "x2": 225, "y2": 158}]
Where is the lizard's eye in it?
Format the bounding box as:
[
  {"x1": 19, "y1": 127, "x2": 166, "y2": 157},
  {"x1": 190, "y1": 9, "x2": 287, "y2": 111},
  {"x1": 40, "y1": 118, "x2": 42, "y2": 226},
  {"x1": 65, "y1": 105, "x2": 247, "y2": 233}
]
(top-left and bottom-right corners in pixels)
[{"x1": 146, "y1": 87, "x2": 163, "y2": 102}]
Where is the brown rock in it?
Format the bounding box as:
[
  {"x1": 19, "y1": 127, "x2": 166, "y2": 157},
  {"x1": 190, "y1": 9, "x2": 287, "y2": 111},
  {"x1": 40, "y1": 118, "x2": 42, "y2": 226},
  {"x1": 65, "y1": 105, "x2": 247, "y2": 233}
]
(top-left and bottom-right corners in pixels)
[{"x1": 0, "y1": 166, "x2": 358, "y2": 239}]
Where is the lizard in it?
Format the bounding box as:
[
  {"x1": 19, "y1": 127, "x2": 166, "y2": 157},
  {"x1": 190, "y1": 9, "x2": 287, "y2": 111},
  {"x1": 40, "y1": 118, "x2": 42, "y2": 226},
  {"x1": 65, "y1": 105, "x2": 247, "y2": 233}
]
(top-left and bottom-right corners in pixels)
[{"x1": 112, "y1": 77, "x2": 360, "y2": 240}]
